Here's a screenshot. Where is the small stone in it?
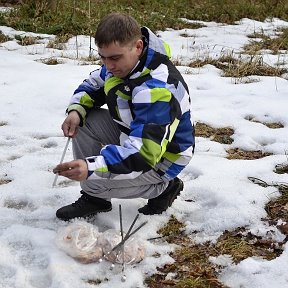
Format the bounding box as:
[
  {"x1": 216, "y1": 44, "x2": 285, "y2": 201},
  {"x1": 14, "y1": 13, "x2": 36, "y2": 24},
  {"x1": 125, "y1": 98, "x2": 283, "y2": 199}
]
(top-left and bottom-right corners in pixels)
[{"x1": 121, "y1": 275, "x2": 126, "y2": 282}]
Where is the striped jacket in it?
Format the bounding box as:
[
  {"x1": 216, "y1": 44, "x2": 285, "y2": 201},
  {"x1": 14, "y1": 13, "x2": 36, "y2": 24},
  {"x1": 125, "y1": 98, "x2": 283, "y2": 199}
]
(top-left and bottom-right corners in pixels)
[{"x1": 68, "y1": 27, "x2": 195, "y2": 181}]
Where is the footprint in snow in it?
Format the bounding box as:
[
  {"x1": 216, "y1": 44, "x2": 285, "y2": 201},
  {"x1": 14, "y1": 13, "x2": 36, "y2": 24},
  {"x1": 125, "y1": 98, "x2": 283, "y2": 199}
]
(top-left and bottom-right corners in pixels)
[
  {"x1": 41, "y1": 140, "x2": 58, "y2": 148},
  {"x1": 8, "y1": 239, "x2": 53, "y2": 288},
  {"x1": 4, "y1": 198, "x2": 36, "y2": 211}
]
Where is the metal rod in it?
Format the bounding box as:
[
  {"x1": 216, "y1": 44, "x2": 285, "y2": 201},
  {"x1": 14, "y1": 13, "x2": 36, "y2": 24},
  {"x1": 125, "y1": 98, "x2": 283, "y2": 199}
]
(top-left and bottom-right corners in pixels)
[
  {"x1": 52, "y1": 137, "x2": 71, "y2": 187},
  {"x1": 108, "y1": 219, "x2": 147, "y2": 254},
  {"x1": 125, "y1": 214, "x2": 139, "y2": 238},
  {"x1": 119, "y1": 205, "x2": 125, "y2": 278},
  {"x1": 119, "y1": 204, "x2": 124, "y2": 240}
]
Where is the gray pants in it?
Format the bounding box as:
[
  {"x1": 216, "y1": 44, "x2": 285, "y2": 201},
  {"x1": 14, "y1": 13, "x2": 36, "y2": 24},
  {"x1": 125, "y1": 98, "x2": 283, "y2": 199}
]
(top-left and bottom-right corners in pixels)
[{"x1": 73, "y1": 108, "x2": 169, "y2": 201}]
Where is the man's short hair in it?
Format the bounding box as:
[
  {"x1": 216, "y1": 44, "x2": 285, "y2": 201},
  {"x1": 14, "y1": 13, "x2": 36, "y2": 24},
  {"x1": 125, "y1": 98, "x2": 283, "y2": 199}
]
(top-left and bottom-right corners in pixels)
[{"x1": 95, "y1": 13, "x2": 142, "y2": 47}]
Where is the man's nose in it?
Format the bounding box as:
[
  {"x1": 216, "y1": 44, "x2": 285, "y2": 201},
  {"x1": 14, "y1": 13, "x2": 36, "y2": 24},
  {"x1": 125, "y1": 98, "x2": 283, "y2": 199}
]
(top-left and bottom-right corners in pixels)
[{"x1": 105, "y1": 59, "x2": 115, "y2": 70}]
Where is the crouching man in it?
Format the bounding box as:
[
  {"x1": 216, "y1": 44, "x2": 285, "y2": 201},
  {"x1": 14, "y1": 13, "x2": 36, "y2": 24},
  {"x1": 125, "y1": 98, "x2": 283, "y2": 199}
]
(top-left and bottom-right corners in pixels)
[{"x1": 53, "y1": 12, "x2": 195, "y2": 221}]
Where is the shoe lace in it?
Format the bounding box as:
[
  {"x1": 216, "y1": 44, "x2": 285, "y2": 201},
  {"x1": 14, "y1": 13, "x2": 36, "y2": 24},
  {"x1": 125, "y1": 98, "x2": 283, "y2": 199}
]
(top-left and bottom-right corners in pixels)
[{"x1": 72, "y1": 194, "x2": 89, "y2": 208}]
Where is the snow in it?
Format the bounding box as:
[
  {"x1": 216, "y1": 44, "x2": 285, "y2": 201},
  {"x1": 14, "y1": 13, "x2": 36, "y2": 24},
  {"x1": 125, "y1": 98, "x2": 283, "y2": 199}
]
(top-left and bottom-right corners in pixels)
[{"x1": 1, "y1": 13, "x2": 288, "y2": 288}]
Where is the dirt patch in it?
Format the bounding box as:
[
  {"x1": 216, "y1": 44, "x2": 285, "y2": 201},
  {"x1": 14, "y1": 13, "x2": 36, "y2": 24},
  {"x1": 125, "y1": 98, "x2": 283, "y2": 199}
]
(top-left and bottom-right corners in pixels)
[
  {"x1": 145, "y1": 216, "x2": 285, "y2": 288},
  {"x1": 188, "y1": 54, "x2": 287, "y2": 78},
  {"x1": 211, "y1": 229, "x2": 283, "y2": 262},
  {"x1": 274, "y1": 161, "x2": 288, "y2": 174},
  {"x1": 0, "y1": 178, "x2": 12, "y2": 185},
  {"x1": 264, "y1": 122, "x2": 285, "y2": 129},
  {"x1": 0, "y1": 0, "x2": 21, "y2": 6},
  {"x1": 226, "y1": 148, "x2": 272, "y2": 160},
  {"x1": 248, "y1": 119, "x2": 284, "y2": 129},
  {"x1": 265, "y1": 184, "x2": 288, "y2": 222},
  {"x1": 4, "y1": 199, "x2": 36, "y2": 211},
  {"x1": 15, "y1": 35, "x2": 42, "y2": 46},
  {"x1": 37, "y1": 57, "x2": 63, "y2": 65},
  {"x1": 195, "y1": 122, "x2": 234, "y2": 144},
  {"x1": 146, "y1": 216, "x2": 225, "y2": 288},
  {"x1": 0, "y1": 121, "x2": 8, "y2": 126}
]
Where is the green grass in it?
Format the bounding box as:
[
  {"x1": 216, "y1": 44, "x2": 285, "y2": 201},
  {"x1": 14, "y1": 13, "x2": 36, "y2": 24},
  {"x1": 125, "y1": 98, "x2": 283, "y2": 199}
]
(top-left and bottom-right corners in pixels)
[{"x1": 0, "y1": 0, "x2": 287, "y2": 36}]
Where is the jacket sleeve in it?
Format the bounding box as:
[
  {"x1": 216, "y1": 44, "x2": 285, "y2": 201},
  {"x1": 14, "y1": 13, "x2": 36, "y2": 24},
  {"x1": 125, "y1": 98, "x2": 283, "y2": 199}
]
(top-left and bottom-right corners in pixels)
[
  {"x1": 67, "y1": 66, "x2": 107, "y2": 124},
  {"x1": 85, "y1": 84, "x2": 182, "y2": 180}
]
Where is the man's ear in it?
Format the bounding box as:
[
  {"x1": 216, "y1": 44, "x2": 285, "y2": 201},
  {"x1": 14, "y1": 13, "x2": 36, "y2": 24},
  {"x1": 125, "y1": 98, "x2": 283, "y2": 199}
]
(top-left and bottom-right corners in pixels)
[{"x1": 135, "y1": 39, "x2": 143, "y2": 56}]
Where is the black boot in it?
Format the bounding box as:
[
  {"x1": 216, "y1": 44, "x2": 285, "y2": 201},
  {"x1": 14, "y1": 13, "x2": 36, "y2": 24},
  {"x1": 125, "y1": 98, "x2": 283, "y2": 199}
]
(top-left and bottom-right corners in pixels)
[
  {"x1": 138, "y1": 177, "x2": 184, "y2": 215},
  {"x1": 56, "y1": 191, "x2": 112, "y2": 221}
]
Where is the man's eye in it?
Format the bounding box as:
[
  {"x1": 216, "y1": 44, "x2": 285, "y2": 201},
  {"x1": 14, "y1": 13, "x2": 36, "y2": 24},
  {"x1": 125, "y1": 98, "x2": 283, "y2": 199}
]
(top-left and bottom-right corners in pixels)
[{"x1": 111, "y1": 57, "x2": 120, "y2": 61}]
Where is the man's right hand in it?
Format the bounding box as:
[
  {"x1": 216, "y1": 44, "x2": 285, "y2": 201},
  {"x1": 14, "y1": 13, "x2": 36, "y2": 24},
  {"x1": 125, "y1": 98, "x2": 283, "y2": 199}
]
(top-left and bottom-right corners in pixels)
[{"x1": 61, "y1": 111, "x2": 81, "y2": 137}]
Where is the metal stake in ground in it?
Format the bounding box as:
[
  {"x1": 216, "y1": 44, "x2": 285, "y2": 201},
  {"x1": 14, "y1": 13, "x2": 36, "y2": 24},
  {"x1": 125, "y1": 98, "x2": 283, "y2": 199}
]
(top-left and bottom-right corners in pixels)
[
  {"x1": 100, "y1": 213, "x2": 147, "y2": 265},
  {"x1": 52, "y1": 137, "x2": 71, "y2": 187},
  {"x1": 118, "y1": 205, "x2": 126, "y2": 282}
]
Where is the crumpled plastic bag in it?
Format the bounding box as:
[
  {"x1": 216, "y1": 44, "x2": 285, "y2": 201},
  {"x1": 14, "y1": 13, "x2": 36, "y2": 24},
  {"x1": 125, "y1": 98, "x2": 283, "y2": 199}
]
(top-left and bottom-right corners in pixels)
[
  {"x1": 56, "y1": 222, "x2": 145, "y2": 264},
  {"x1": 56, "y1": 221, "x2": 103, "y2": 264},
  {"x1": 97, "y1": 229, "x2": 145, "y2": 264}
]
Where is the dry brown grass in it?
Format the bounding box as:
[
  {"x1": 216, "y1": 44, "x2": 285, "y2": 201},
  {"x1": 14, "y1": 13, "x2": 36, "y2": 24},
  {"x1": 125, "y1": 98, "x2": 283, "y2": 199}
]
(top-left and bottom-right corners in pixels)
[
  {"x1": 0, "y1": 30, "x2": 12, "y2": 43},
  {"x1": 146, "y1": 216, "x2": 226, "y2": 288},
  {"x1": 38, "y1": 57, "x2": 63, "y2": 65},
  {"x1": 245, "y1": 115, "x2": 285, "y2": 129},
  {"x1": 265, "y1": 184, "x2": 288, "y2": 221},
  {"x1": 252, "y1": 120, "x2": 284, "y2": 129},
  {"x1": 244, "y1": 27, "x2": 288, "y2": 54},
  {"x1": 0, "y1": 178, "x2": 12, "y2": 185},
  {"x1": 195, "y1": 122, "x2": 234, "y2": 144},
  {"x1": 0, "y1": 121, "x2": 8, "y2": 126},
  {"x1": 212, "y1": 229, "x2": 281, "y2": 262},
  {"x1": 14, "y1": 35, "x2": 41, "y2": 46},
  {"x1": 274, "y1": 161, "x2": 288, "y2": 174},
  {"x1": 188, "y1": 54, "x2": 287, "y2": 79},
  {"x1": 46, "y1": 34, "x2": 72, "y2": 50},
  {"x1": 226, "y1": 148, "x2": 272, "y2": 160},
  {"x1": 146, "y1": 215, "x2": 285, "y2": 288}
]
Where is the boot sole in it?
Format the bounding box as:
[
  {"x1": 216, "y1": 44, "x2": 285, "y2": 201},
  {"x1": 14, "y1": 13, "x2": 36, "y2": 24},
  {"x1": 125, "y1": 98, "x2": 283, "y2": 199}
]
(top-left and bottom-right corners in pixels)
[{"x1": 57, "y1": 206, "x2": 112, "y2": 221}]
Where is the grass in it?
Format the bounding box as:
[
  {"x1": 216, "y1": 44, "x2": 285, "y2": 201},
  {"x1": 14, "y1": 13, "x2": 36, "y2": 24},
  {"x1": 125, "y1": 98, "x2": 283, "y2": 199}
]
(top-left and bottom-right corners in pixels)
[
  {"x1": 146, "y1": 216, "x2": 285, "y2": 288},
  {"x1": 245, "y1": 115, "x2": 285, "y2": 129},
  {"x1": 0, "y1": 178, "x2": 12, "y2": 185},
  {"x1": 226, "y1": 148, "x2": 272, "y2": 160},
  {"x1": 244, "y1": 27, "x2": 288, "y2": 54},
  {"x1": 1, "y1": 1, "x2": 287, "y2": 286},
  {"x1": 0, "y1": 0, "x2": 287, "y2": 36},
  {"x1": 265, "y1": 184, "x2": 288, "y2": 220},
  {"x1": 146, "y1": 216, "x2": 226, "y2": 288},
  {"x1": 14, "y1": 34, "x2": 41, "y2": 45},
  {"x1": 188, "y1": 53, "x2": 287, "y2": 79},
  {"x1": 195, "y1": 122, "x2": 234, "y2": 144},
  {"x1": 249, "y1": 120, "x2": 284, "y2": 129},
  {"x1": 274, "y1": 161, "x2": 288, "y2": 174},
  {"x1": 0, "y1": 121, "x2": 8, "y2": 126},
  {"x1": 1, "y1": 1, "x2": 286, "y2": 83},
  {"x1": 38, "y1": 57, "x2": 63, "y2": 65},
  {"x1": 0, "y1": 30, "x2": 12, "y2": 42}
]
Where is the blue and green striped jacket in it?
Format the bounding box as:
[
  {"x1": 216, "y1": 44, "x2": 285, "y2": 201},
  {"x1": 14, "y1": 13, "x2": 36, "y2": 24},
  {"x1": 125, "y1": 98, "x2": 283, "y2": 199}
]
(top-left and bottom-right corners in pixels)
[{"x1": 68, "y1": 27, "x2": 195, "y2": 181}]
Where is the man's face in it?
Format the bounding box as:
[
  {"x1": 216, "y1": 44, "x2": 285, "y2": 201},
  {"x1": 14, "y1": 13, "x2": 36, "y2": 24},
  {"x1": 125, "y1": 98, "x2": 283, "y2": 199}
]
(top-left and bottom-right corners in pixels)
[{"x1": 98, "y1": 39, "x2": 143, "y2": 78}]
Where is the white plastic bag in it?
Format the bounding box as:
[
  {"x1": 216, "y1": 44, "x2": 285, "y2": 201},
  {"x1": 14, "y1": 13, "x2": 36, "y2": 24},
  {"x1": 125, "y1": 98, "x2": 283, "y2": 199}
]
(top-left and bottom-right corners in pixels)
[
  {"x1": 97, "y1": 229, "x2": 145, "y2": 264},
  {"x1": 56, "y1": 221, "x2": 103, "y2": 263},
  {"x1": 56, "y1": 223, "x2": 146, "y2": 264}
]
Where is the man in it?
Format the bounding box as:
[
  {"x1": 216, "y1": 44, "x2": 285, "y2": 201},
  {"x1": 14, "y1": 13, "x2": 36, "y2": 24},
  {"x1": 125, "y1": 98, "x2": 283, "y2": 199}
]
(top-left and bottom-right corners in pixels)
[{"x1": 53, "y1": 13, "x2": 195, "y2": 221}]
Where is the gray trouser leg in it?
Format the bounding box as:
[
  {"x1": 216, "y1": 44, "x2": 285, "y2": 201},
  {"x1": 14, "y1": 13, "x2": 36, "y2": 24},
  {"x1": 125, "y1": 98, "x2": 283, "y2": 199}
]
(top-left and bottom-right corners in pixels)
[{"x1": 72, "y1": 108, "x2": 169, "y2": 201}]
